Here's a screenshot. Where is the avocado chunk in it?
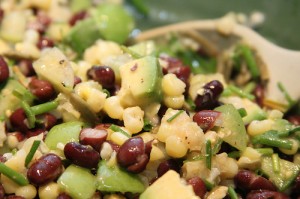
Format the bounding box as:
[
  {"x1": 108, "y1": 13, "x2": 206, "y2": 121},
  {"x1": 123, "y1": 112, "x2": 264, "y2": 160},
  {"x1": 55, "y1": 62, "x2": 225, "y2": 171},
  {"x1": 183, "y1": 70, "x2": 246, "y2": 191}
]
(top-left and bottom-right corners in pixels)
[
  {"x1": 58, "y1": 164, "x2": 96, "y2": 199},
  {"x1": 64, "y1": 4, "x2": 134, "y2": 54},
  {"x1": 214, "y1": 104, "x2": 248, "y2": 151},
  {"x1": 118, "y1": 56, "x2": 163, "y2": 107},
  {"x1": 96, "y1": 160, "x2": 145, "y2": 193},
  {"x1": 64, "y1": 18, "x2": 101, "y2": 54},
  {"x1": 45, "y1": 121, "x2": 84, "y2": 150},
  {"x1": 261, "y1": 156, "x2": 300, "y2": 191},
  {"x1": 140, "y1": 170, "x2": 199, "y2": 199}
]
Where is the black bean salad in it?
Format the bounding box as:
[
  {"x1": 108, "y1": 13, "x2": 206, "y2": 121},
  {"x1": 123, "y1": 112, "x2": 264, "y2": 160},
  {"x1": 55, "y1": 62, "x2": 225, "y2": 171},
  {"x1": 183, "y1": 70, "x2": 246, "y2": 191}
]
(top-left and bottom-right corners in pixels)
[{"x1": 0, "y1": 1, "x2": 300, "y2": 199}]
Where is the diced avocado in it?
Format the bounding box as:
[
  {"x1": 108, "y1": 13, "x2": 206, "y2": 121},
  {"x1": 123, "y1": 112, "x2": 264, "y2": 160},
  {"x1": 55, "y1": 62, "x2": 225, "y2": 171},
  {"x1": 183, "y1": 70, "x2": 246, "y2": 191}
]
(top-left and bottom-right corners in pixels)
[
  {"x1": 220, "y1": 96, "x2": 266, "y2": 124},
  {"x1": 0, "y1": 78, "x2": 34, "y2": 118},
  {"x1": 214, "y1": 104, "x2": 248, "y2": 151},
  {"x1": 140, "y1": 170, "x2": 199, "y2": 199},
  {"x1": 58, "y1": 164, "x2": 96, "y2": 199},
  {"x1": 64, "y1": 4, "x2": 134, "y2": 54},
  {"x1": 128, "y1": 41, "x2": 156, "y2": 57},
  {"x1": 261, "y1": 156, "x2": 300, "y2": 191},
  {"x1": 119, "y1": 56, "x2": 163, "y2": 107},
  {"x1": 91, "y1": 4, "x2": 134, "y2": 44},
  {"x1": 96, "y1": 160, "x2": 145, "y2": 193},
  {"x1": 45, "y1": 121, "x2": 84, "y2": 150},
  {"x1": 64, "y1": 18, "x2": 102, "y2": 54}
]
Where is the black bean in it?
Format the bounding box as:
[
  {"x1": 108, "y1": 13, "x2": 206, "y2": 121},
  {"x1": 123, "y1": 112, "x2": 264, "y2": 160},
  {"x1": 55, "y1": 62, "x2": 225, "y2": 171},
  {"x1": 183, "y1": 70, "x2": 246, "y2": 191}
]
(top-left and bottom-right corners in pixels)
[
  {"x1": 64, "y1": 142, "x2": 100, "y2": 169},
  {"x1": 87, "y1": 66, "x2": 115, "y2": 89},
  {"x1": 9, "y1": 108, "x2": 28, "y2": 133},
  {"x1": 69, "y1": 11, "x2": 88, "y2": 26},
  {"x1": 246, "y1": 190, "x2": 289, "y2": 199},
  {"x1": 194, "y1": 80, "x2": 224, "y2": 110},
  {"x1": 234, "y1": 170, "x2": 276, "y2": 192},
  {"x1": 27, "y1": 153, "x2": 62, "y2": 186},
  {"x1": 0, "y1": 56, "x2": 9, "y2": 83},
  {"x1": 29, "y1": 78, "x2": 55, "y2": 102},
  {"x1": 157, "y1": 159, "x2": 181, "y2": 177},
  {"x1": 186, "y1": 177, "x2": 207, "y2": 199},
  {"x1": 37, "y1": 37, "x2": 54, "y2": 49},
  {"x1": 193, "y1": 110, "x2": 221, "y2": 132},
  {"x1": 79, "y1": 128, "x2": 108, "y2": 152},
  {"x1": 117, "y1": 137, "x2": 150, "y2": 173}
]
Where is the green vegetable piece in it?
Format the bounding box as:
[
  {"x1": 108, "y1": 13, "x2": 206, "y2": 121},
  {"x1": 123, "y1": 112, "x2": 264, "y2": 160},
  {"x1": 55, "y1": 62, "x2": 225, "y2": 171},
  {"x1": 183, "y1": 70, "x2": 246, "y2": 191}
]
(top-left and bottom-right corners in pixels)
[
  {"x1": 91, "y1": 4, "x2": 134, "y2": 44},
  {"x1": 214, "y1": 104, "x2": 248, "y2": 151},
  {"x1": 228, "y1": 186, "x2": 239, "y2": 199},
  {"x1": 140, "y1": 170, "x2": 198, "y2": 199},
  {"x1": 0, "y1": 163, "x2": 29, "y2": 186},
  {"x1": 96, "y1": 160, "x2": 145, "y2": 193},
  {"x1": 109, "y1": 124, "x2": 130, "y2": 138},
  {"x1": 45, "y1": 121, "x2": 84, "y2": 150},
  {"x1": 167, "y1": 110, "x2": 184, "y2": 122},
  {"x1": 64, "y1": 18, "x2": 102, "y2": 54},
  {"x1": 119, "y1": 56, "x2": 163, "y2": 106},
  {"x1": 0, "y1": 79, "x2": 33, "y2": 118},
  {"x1": 70, "y1": 0, "x2": 91, "y2": 12},
  {"x1": 238, "y1": 44, "x2": 260, "y2": 79},
  {"x1": 252, "y1": 130, "x2": 293, "y2": 150},
  {"x1": 261, "y1": 156, "x2": 300, "y2": 191},
  {"x1": 58, "y1": 164, "x2": 96, "y2": 199},
  {"x1": 205, "y1": 140, "x2": 212, "y2": 169},
  {"x1": 25, "y1": 140, "x2": 41, "y2": 167}
]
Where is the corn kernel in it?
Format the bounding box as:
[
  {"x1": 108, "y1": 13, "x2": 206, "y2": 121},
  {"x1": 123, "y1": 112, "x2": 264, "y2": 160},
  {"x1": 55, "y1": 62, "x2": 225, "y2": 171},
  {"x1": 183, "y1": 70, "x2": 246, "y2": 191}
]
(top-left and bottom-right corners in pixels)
[
  {"x1": 104, "y1": 96, "x2": 124, "y2": 120},
  {"x1": 15, "y1": 184, "x2": 37, "y2": 199},
  {"x1": 123, "y1": 106, "x2": 144, "y2": 134},
  {"x1": 280, "y1": 139, "x2": 299, "y2": 155},
  {"x1": 247, "y1": 119, "x2": 274, "y2": 136},
  {"x1": 165, "y1": 135, "x2": 188, "y2": 158},
  {"x1": 110, "y1": 132, "x2": 129, "y2": 146},
  {"x1": 164, "y1": 95, "x2": 185, "y2": 109},
  {"x1": 162, "y1": 74, "x2": 186, "y2": 96},
  {"x1": 38, "y1": 182, "x2": 60, "y2": 199}
]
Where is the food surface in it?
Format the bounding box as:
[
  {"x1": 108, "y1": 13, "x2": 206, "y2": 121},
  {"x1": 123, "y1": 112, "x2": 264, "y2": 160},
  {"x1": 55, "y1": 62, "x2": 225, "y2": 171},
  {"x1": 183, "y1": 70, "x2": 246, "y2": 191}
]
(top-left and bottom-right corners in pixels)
[{"x1": 0, "y1": 1, "x2": 299, "y2": 199}]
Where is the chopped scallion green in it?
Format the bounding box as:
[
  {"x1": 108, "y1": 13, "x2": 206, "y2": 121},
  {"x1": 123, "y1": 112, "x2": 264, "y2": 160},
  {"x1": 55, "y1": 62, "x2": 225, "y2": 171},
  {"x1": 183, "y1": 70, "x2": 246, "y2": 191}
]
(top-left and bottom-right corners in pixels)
[
  {"x1": 228, "y1": 186, "x2": 239, "y2": 199},
  {"x1": 25, "y1": 140, "x2": 41, "y2": 167},
  {"x1": 272, "y1": 153, "x2": 280, "y2": 173},
  {"x1": 167, "y1": 110, "x2": 184, "y2": 122},
  {"x1": 205, "y1": 140, "x2": 212, "y2": 170},
  {"x1": 0, "y1": 163, "x2": 29, "y2": 186},
  {"x1": 109, "y1": 124, "x2": 130, "y2": 138}
]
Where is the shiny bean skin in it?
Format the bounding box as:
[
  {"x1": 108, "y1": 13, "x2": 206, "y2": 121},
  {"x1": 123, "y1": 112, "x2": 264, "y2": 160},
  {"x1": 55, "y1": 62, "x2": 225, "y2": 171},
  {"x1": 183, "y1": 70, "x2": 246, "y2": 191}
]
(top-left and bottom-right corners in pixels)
[
  {"x1": 246, "y1": 190, "x2": 289, "y2": 199},
  {"x1": 27, "y1": 153, "x2": 62, "y2": 186},
  {"x1": 186, "y1": 177, "x2": 207, "y2": 199},
  {"x1": 27, "y1": 11, "x2": 51, "y2": 34},
  {"x1": 64, "y1": 142, "x2": 100, "y2": 169},
  {"x1": 0, "y1": 8, "x2": 4, "y2": 22},
  {"x1": 57, "y1": 193, "x2": 72, "y2": 199},
  {"x1": 25, "y1": 128, "x2": 44, "y2": 139},
  {"x1": 87, "y1": 66, "x2": 115, "y2": 89},
  {"x1": 193, "y1": 110, "x2": 221, "y2": 132},
  {"x1": 0, "y1": 56, "x2": 9, "y2": 83},
  {"x1": 117, "y1": 137, "x2": 150, "y2": 173},
  {"x1": 29, "y1": 78, "x2": 55, "y2": 102},
  {"x1": 234, "y1": 170, "x2": 276, "y2": 192},
  {"x1": 79, "y1": 127, "x2": 108, "y2": 151},
  {"x1": 194, "y1": 80, "x2": 224, "y2": 110},
  {"x1": 9, "y1": 108, "x2": 28, "y2": 133},
  {"x1": 0, "y1": 155, "x2": 6, "y2": 163},
  {"x1": 157, "y1": 159, "x2": 181, "y2": 177},
  {"x1": 36, "y1": 113, "x2": 57, "y2": 130},
  {"x1": 37, "y1": 37, "x2": 55, "y2": 49}
]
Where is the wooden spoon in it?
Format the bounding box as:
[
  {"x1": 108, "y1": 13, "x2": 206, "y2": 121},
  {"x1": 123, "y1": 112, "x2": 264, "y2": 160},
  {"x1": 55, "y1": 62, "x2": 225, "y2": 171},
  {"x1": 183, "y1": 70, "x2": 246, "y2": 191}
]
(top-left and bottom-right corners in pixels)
[{"x1": 135, "y1": 19, "x2": 300, "y2": 105}]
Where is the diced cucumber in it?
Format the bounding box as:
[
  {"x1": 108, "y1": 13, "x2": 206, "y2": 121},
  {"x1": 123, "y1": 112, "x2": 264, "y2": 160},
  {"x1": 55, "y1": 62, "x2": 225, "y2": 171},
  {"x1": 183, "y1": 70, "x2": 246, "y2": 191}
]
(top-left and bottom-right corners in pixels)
[
  {"x1": 96, "y1": 160, "x2": 145, "y2": 193},
  {"x1": 261, "y1": 156, "x2": 300, "y2": 191},
  {"x1": 70, "y1": 0, "x2": 91, "y2": 12},
  {"x1": 58, "y1": 164, "x2": 96, "y2": 199},
  {"x1": 215, "y1": 104, "x2": 248, "y2": 151},
  {"x1": 44, "y1": 121, "x2": 84, "y2": 150}
]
